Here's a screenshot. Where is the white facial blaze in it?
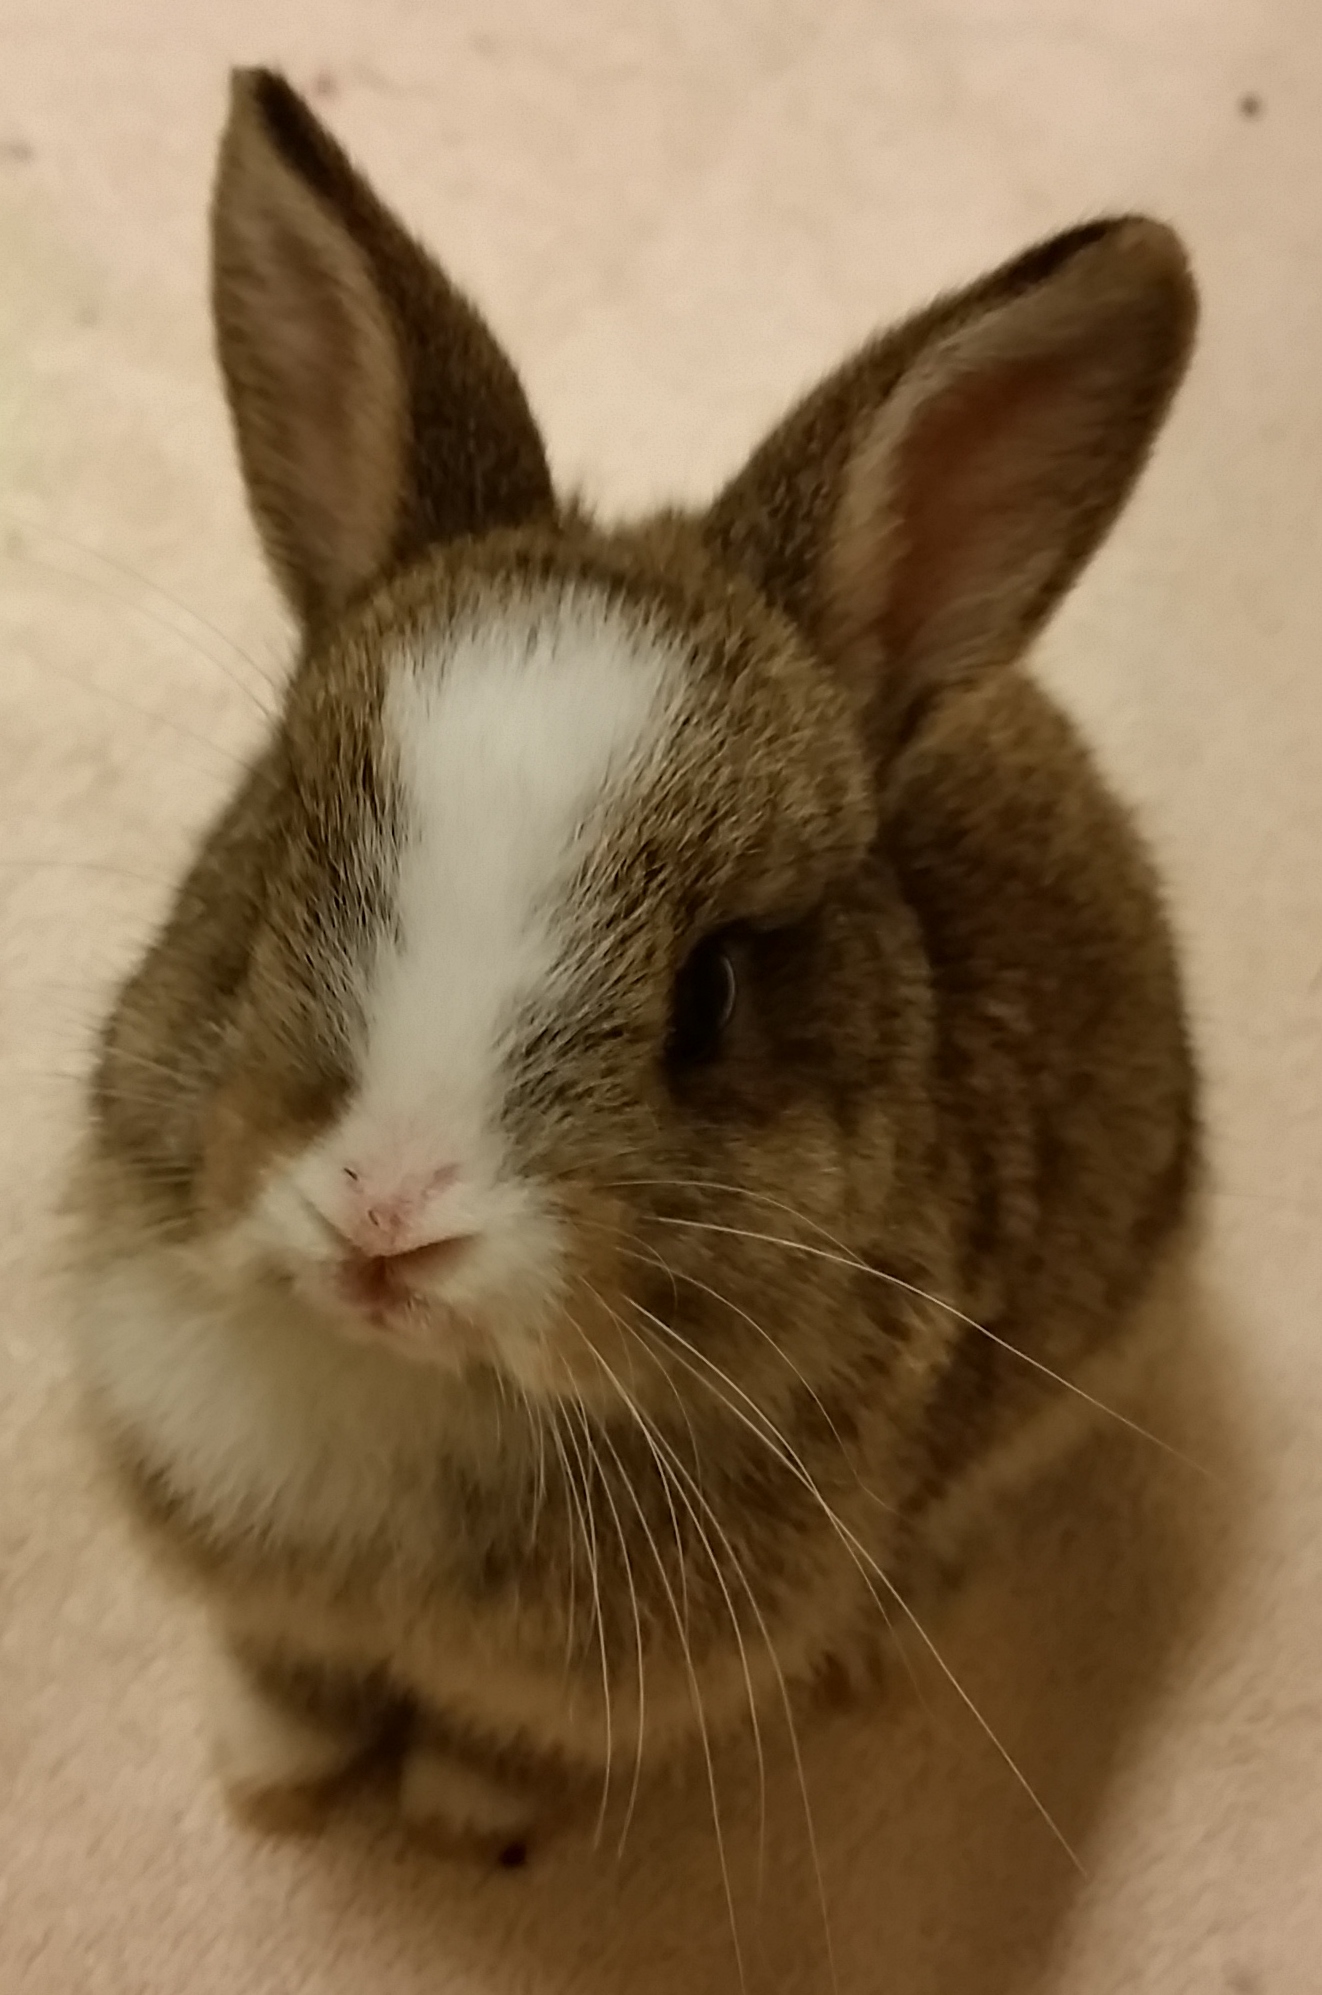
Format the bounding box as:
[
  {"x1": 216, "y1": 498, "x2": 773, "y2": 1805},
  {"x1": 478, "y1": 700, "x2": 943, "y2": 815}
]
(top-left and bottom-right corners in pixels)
[{"x1": 355, "y1": 587, "x2": 677, "y2": 1188}]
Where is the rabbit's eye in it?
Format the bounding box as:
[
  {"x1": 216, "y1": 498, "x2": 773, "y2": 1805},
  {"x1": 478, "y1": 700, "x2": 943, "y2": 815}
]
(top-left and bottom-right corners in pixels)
[{"x1": 667, "y1": 934, "x2": 738, "y2": 1068}]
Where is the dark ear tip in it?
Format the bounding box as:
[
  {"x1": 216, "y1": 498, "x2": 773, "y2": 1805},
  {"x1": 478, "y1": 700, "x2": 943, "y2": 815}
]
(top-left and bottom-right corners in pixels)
[
  {"x1": 225, "y1": 68, "x2": 321, "y2": 149},
  {"x1": 1111, "y1": 220, "x2": 1200, "y2": 385},
  {"x1": 1004, "y1": 216, "x2": 1198, "y2": 386},
  {"x1": 1076, "y1": 215, "x2": 1198, "y2": 341},
  {"x1": 228, "y1": 67, "x2": 294, "y2": 110},
  {"x1": 1013, "y1": 213, "x2": 1194, "y2": 300},
  {"x1": 1107, "y1": 215, "x2": 1195, "y2": 291},
  {"x1": 222, "y1": 69, "x2": 345, "y2": 200}
]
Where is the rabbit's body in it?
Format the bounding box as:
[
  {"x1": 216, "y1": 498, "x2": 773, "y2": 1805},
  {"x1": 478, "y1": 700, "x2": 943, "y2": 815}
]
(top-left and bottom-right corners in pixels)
[{"x1": 68, "y1": 73, "x2": 1197, "y2": 1846}]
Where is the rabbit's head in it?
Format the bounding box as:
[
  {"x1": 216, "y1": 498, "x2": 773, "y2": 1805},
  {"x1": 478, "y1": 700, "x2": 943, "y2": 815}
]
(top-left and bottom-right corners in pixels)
[{"x1": 86, "y1": 72, "x2": 1195, "y2": 1426}]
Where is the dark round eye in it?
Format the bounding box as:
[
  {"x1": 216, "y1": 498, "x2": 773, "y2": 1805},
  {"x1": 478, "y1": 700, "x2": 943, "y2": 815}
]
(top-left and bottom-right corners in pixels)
[{"x1": 667, "y1": 934, "x2": 738, "y2": 1068}]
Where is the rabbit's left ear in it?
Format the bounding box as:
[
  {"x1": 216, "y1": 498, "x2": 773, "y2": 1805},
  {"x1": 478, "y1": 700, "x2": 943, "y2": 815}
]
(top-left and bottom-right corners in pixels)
[
  {"x1": 705, "y1": 219, "x2": 1196, "y2": 734},
  {"x1": 212, "y1": 70, "x2": 554, "y2": 630}
]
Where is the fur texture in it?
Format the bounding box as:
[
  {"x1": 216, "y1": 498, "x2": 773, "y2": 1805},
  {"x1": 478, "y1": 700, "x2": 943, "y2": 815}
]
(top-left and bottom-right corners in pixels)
[{"x1": 68, "y1": 69, "x2": 1199, "y2": 1842}]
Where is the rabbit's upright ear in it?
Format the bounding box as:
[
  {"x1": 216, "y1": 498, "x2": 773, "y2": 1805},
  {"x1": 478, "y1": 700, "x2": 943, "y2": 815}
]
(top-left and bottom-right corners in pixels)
[
  {"x1": 212, "y1": 70, "x2": 554, "y2": 629},
  {"x1": 706, "y1": 220, "x2": 1196, "y2": 737}
]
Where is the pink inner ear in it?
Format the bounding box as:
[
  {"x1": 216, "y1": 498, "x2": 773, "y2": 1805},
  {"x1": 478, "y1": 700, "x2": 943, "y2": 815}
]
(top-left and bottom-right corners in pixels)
[{"x1": 879, "y1": 351, "x2": 1084, "y2": 675}]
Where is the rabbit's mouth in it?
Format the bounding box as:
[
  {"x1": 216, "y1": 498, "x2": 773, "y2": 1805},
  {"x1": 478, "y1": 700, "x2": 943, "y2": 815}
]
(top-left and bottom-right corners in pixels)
[
  {"x1": 282, "y1": 1243, "x2": 503, "y2": 1372},
  {"x1": 325, "y1": 1239, "x2": 480, "y2": 1359},
  {"x1": 333, "y1": 1236, "x2": 477, "y2": 1318}
]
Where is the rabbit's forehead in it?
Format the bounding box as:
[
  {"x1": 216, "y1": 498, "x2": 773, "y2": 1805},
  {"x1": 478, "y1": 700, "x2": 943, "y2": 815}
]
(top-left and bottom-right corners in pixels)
[
  {"x1": 358, "y1": 588, "x2": 682, "y2": 1115},
  {"x1": 387, "y1": 588, "x2": 679, "y2": 881}
]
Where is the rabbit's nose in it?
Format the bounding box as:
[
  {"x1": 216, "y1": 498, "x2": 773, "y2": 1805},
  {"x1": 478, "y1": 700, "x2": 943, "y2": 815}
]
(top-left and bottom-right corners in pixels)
[{"x1": 320, "y1": 1161, "x2": 464, "y2": 1261}]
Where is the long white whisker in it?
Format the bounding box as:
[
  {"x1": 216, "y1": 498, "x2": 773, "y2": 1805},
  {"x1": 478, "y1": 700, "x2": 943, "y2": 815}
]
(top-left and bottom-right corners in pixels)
[
  {"x1": 642, "y1": 1206, "x2": 1212, "y2": 1481},
  {"x1": 0, "y1": 858, "x2": 179, "y2": 890},
  {"x1": 625, "y1": 1290, "x2": 903, "y2": 1672},
  {"x1": 629, "y1": 1371, "x2": 837, "y2": 1993},
  {"x1": 624, "y1": 1240, "x2": 710, "y2": 1500},
  {"x1": 623, "y1": 1295, "x2": 1083, "y2": 1874},
  {"x1": 546, "y1": 1414, "x2": 582, "y2": 1676},
  {"x1": 618, "y1": 1240, "x2": 897, "y2": 1519},
  {"x1": 15, "y1": 636, "x2": 249, "y2": 773},
  {"x1": 833, "y1": 1502, "x2": 1087, "y2": 1871},
  {"x1": 565, "y1": 1363, "x2": 649, "y2": 1861},
  {"x1": 626, "y1": 1240, "x2": 935, "y2": 1718},
  {"x1": 559, "y1": 1396, "x2": 614, "y2": 1846},
  {"x1": 531, "y1": 1387, "x2": 549, "y2": 1550},
  {"x1": 585, "y1": 1293, "x2": 839, "y2": 1989},
  {"x1": 2, "y1": 506, "x2": 279, "y2": 708},
  {"x1": 490, "y1": 1367, "x2": 509, "y2": 1454},
  {"x1": 626, "y1": 1292, "x2": 869, "y2": 1555},
  {"x1": 569, "y1": 1354, "x2": 747, "y2": 1994},
  {"x1": 513, "y1": 1377, "x2": 547, "y2": 1551},
  {"x1": 578, "y1": 1293, "x2": 770, "y2": 1889},
  {"x1": 625, "y1": 1281, "x2": 954, "y2": 1734},
  {"x1": 571, "y1": 1386, "x2": 642, "y2": 1854}
]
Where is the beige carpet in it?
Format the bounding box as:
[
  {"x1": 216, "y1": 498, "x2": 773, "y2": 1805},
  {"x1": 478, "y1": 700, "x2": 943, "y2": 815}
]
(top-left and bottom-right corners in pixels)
[{"x1": 2, "y1": 4, "x2": 1320, "y2": 1990}]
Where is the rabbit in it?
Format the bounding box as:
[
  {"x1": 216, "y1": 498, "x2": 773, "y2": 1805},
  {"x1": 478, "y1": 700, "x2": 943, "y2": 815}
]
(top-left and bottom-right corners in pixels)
[{"x1": 66, "y1": 68, "x2": 1199, "y2": 1860}]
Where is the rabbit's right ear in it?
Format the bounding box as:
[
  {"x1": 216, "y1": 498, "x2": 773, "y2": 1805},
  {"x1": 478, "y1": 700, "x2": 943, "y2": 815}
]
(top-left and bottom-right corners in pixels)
[
  {"x1": 705, "y1": 219, "x2": 1196, "y2": 745},
  {"x1": 212, "y1": 70, "x2": 554, "y2": 630}
]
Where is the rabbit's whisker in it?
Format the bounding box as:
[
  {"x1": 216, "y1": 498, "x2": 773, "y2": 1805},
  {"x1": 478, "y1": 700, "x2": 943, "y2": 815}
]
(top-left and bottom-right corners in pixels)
[
  {"x1": 566, "y1": 1369, "x2": 648, "y2": 1862},
  {"x1": 620, "y1": 1289, "x2": 1084, "y2": 1876},
  {"x1": 622, "y1": 1287, "x2": 898, "y2": 1665},
  {"x1": 591, "y1": 1310, "x2": 839, "y2": 1992},
  {"x1": 558, "y1": 1398, "x2": 614, "y2": 1844},
  {"x1": 588, "y1": 1302, "x2": 844, "y2": 1983},
  {"x1": 577, "y1": 1293, "x2": 771, "y2": 1884},
  {"x1": 1, "y1": 509, "x2": 279, "y2": 714},
  {"x1": 1, "y1": 623, "x2": 249, "y2": 774},
  {"x1": 617, "y1": 1242, "x2": 898, "y2": 1520},
  {"x1": 623, "y1": 1239, "x2": 936, "y2": 1720},
  {"x1": 567, "y1": 1332, "x2": 747, "y2": 1995},
  {"x1": 0, "y1": 859, "x2": 179, "y2": 888},
  {"x1": 624, "y1": 1188, "x2": 1210, "y2": 1481},
  {"x1": 517, "y1": 1373, "x2": 549, "y2": 1552},
  {"x1": 546, "y1": 1414, "x2": 582, "y2": 1678}
]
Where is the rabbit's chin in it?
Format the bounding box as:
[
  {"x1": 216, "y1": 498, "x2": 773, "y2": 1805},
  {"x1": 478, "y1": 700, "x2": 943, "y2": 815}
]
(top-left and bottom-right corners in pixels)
[{"x1": 296, "y1": 1277, "x2": 491, "y2": 1376}]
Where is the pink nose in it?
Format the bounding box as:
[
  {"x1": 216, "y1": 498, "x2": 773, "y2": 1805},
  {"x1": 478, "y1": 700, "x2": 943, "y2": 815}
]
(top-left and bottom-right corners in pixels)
[{"x1": 337, "y1": 1163, "x2": 460, "y2": 1260}]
